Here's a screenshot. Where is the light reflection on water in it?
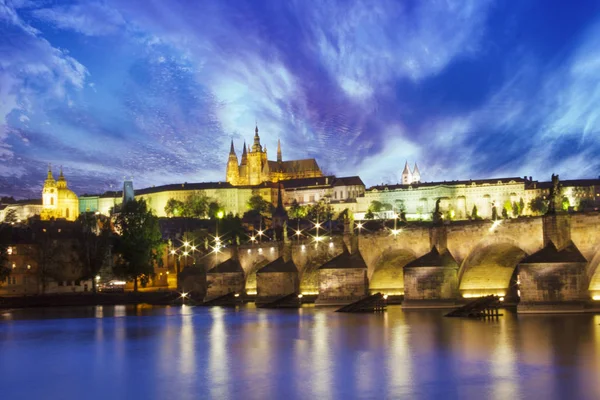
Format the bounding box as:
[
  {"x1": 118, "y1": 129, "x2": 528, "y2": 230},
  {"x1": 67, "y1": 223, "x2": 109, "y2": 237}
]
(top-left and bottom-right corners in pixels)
[{"x1": 0, "y1": 305, "x2": 599, "y2": 400}]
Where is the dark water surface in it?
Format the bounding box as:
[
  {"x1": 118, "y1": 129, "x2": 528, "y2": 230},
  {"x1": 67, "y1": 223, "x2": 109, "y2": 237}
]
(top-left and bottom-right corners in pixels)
[{"x1": 1, "y1": 305, "x2": 599, "y2": 400}]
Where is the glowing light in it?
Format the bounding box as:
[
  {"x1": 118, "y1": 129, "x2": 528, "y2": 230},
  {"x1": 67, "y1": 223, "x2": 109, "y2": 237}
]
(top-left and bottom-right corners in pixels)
[
  {"x1": 356, "y1": 223, "x2": 363, "y2": 229},
  {"x1": 391, "y1": 229, "x2": 400, "y2": 236},
  {"x1": 95, "y1": 275, "x2": 101, "y2": 281},
  {"x1": 170, "y1": 250, "x2": 176, "y2": 255},
  {"x1": 258, "y1": 248, "x2": 263, "y2": 253},
  {"x1": 246, "y1": 290, "x2": 257, "y2": 295},
  {"x1": 183, "y1": 241, "x2": 189, "y2": 247},
  {"x1": 462, "y1": 292, "x2": 506, "y2": 299},
  {"x1": 183, "y1": 251, "x2": 189, "y2": 256},
  {"x1": 257, "y1": 230, "x2": 264, "y2": 236},
  {"x1": 314, "y1": 222, "x2": 321, "y2": 229},
  {"x1": 191, "y1": 245, "x2": 197, "y2": 251},
  {"x1": 592, "y1": 295, "x2": 600, "y2": 301},
  {"x1": 27, "y1": 265, "x2": 31, "y2": 270},
  {"x1": 314, "y1": 236, "x2": 323, "y2": 243},
  {"x1": 499, "y1": 297, "x2": 505, "y2": 302},
  {"x1": 489, "y1": 219, "x2": 503, "y2": 232},
  {"x1": 234, "y1": 293, "x2": 240, "y2": 297},
  {"x1": 247, "y1": 249, "x2": 251, "y2": 254},
  {"x1": 181, "y1": 292, "x2": 188, "y2": 298},
  {"x1": 216, "y1": 211, "x2": 224, "y2": 219},
  {"x1": 166, "y1": 271, "x2": 169, "y2": 275},
  {"x1": 383, "y1": 294, "x2": 389, "y2": 300},
  {"x1": 301, "y1": 291, "x2": 319, "y2": 295},
  {"x1": 328, "y1": 242, "x2": 334, "y2": 248},
  {"x1": 301, "y1": 245, "x2": 306, "y2": 251},
  {"x1": 270, "y1": 247, "x2": 274, "y2": 252},
  {"x1": 297, "y1": 294, "x2": 303, "y2": 298},
  {"x1": 295, "y1": 230, "x2": 302, "y2": 236},
  {"x1": 250, "y1": 236, "x2": 256, "y2": 242}
]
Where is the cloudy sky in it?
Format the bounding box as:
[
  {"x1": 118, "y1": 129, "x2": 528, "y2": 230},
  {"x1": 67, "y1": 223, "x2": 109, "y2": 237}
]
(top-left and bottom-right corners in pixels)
[{"x1": 1, "y1": 0, "x2": 600, "y2": 198}]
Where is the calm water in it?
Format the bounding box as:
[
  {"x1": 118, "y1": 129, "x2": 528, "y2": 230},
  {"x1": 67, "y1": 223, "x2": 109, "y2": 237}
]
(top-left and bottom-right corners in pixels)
[{"x1": 1, "y1": 305, "x2": 600, "y2": 400}]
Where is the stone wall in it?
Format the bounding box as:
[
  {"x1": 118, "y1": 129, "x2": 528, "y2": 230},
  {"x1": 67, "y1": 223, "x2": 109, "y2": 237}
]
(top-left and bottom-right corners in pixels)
[
  {"x1": 256, "y1": 272, "x2": 298, "y2": 300},
  {"x1": 518, "y1": 262, "x2": 588, "y2": 303},
  {"x1": 205, "y1": 272, "x2": 245, "y2": 300},
  {"x1": 404, "y1": 267, "x2": 458, "y2": 301},
  {"x1": 316, "y1": 269, "x2": 368, "y2": 304}
]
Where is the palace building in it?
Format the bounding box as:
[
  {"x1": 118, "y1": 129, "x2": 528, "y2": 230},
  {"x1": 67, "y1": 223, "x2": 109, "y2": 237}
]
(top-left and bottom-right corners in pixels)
[{"x1": 226, "y1": 125, "x2": 323, "y2": 186}]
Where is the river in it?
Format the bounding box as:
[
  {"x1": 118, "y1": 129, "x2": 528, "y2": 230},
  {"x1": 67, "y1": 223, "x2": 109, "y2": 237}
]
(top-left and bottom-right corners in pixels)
[{"x1": 1, "y1": 305, "x2": 599, "y2": 400}]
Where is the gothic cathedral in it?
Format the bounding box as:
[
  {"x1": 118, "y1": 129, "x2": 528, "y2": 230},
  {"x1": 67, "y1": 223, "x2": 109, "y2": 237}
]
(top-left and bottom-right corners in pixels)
[{"x1": 226, "y1": 125, "x2": 323, "y2": 186}]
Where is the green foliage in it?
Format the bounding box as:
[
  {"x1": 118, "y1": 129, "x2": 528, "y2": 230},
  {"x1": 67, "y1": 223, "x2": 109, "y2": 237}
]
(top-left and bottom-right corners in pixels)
[
  {"x1": 77, "y1": 213, "x2": 112, "y2": 292},
  {"x1": 369, "y1": 200, "x2": 383, "y2": 213},
  {"x1": 0, "y1": 227, "x2": 11, "y2": 286},
  {"x1": 288, "y1": 199, "x2": 306, "y2": 219},
  {"x1": 502, "y1": 207, "x2": 509, "y2": 219},
  {"x1": 503, "y1": 200, "x2": 513, "y2": 217},
  {"x1": 182, "y1": 194, "x2": 210, "y2": 218},
  {"x1": 519, "y1": 198, "x2": 525, "y2": 215},
  {"x1": 561, "y1": 196, "x2": 570, "y2": 212},
  {"x1": 305, "y1": 200, "x2": 333, "y2": 222},
  {"x1": 3, "y1": 209, "x2": 17, "y2": 224},
  {"x1": 164, "y1": 198, "x2": 185, "y2": 217},
  {"x1": 207, "y1": 201, "x2": 224, "y2": 219},
  {"x1": 395, "y1": 199, "x2": 406, "y2": 212},
  {"x1": 512, "y1": 201, "x2": 520, "y2": 217},
  {"x1": 365, "y1": 209, "x2": 375, "y2": 220},
  {"x1": 247, "y1": 194, "x2": 273, "y2": 215},
  {"x1": 113, "y1": 199, "x2": 164, "y2": 291},
  {"x1": 529, "y1": 196, "x2": 548, "y2": 215}
]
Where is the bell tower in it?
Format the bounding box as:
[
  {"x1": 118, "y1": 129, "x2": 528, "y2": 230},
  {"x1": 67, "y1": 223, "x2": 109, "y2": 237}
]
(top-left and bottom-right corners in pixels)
[{"x1": 226, "y1": 140, "x2": 240, "y2": 185}]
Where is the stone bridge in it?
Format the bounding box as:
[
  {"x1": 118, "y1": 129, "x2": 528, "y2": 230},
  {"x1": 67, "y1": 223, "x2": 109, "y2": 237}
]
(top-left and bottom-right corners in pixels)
[{"x1": 195, "y1": 212, "x2": 600, "y2": 312}]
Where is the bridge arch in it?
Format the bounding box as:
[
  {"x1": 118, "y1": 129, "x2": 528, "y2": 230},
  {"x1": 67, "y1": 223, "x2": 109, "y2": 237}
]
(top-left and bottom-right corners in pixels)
[
  {"x1": 458, "y1": 235, "x2": 528, "y2": 299},
  {"x1": 369, "y1": 249, "x2": 417, "y2": 295},
  {"x1": 586, "y1": 249, "x2": 600, "y2": 299},
  {"x1": 244, "y1": 257, "x2": 270, "y2": 295}
]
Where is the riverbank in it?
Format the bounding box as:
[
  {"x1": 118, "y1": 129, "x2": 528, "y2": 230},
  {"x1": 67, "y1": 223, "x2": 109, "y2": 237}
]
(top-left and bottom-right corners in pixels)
[{"x1": 0, "y1": 291, "x2": 182, "y2": 309}]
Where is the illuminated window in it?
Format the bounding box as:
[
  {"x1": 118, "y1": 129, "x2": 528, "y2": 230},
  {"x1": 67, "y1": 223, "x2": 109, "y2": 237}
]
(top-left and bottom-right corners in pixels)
[
  {"x1": 50, "y1": 197, "x2": 54, "y2": 205},
  {"x1": 7, "y1": 247, "x2": 12, "y2": 255}
]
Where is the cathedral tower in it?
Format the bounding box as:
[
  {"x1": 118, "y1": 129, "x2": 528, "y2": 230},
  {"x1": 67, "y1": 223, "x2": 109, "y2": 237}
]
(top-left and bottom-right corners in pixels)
[
  {"x1": 402, "y1": 161, "x2": 413, "y2": 185},
  {"x1": 412, "y1": 163, "x2": 421, "y2": 183},
  {"x1": 41, "y1": 165, "x2": 79, "y2": 221},
  {"x1": 226, "y1": 140, "x2": 240, "y2": 185}
]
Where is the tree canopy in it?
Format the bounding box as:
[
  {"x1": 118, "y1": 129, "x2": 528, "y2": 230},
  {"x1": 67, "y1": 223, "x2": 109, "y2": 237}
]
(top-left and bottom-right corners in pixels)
[
  {"x1": 77, "y1": 213, "x2": 112, "y2": 292},
  {"x1": 113, "y1": 199, "x2": 164, "y2": 291},
  {"x1": 247, "y1": 194, "x2": 273, "y2": 215}
]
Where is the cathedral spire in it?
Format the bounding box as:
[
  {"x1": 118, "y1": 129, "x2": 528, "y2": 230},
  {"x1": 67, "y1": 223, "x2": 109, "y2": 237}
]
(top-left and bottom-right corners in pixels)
[
  {"x1": 252, "y1": 124, "x2": 262, "y2": 152},
  {"x1": 241, "y1": 140, "x2": 247, "y2": 164},
  {"x1": 277, "y1": 138, "x2": 282, "y2": 162},
  {"x1": 229, "y1": 139, "x2": 236, "y2": 155},
  {"x1": 47, "y1": 163, "x2": 53, "y2": 180}
]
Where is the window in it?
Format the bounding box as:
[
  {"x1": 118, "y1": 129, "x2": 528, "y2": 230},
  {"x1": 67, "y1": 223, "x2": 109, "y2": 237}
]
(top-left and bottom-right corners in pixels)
[
  {"x1": 50, "y1": 197, "x2": 54, "y2": 206},
  {"x1": 7, "y1": 247, "x2": 12, "y2": 255}
]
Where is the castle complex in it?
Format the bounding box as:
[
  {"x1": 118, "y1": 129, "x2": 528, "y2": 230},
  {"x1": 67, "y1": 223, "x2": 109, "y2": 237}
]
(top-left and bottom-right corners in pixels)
[
  {"x1": 0, "y1": 125, "x2": 599, "y2": 223},
  {"x1": 226, "y1": 125, "x2": 322, "y2": 185}
]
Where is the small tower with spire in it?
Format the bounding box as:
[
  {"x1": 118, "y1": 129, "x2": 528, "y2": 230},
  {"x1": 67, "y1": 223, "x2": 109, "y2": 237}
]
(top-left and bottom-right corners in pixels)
[
  {"x1": 401, "y1": 161, "x2": 413, "y2": 185},
  {"x1": 226, "y1": 139, "x2": 240, "y2": 185},
  {"x1": 412, "y1": 163, "x2": 421, "y2": 183},
  {"x1": 277, "y1": 138, "x2": 282, "y2": 163}
]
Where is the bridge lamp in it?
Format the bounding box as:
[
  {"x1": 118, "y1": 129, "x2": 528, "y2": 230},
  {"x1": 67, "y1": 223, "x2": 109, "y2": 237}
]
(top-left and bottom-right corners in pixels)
[
  {"x1": 297, "y1": 294, "x2": 303, "y2": 299},
  {"x1": 250, "y1": 236, "x2": 256, "y2": 243},
  {"x1": 216, "y1": 211, "x2": 224, "y2": 219},
  {"x1": 183, "y1": 241, "x2": 189, "y2": 247},
  {"x1": 295, "y1": 230, "x2": 302, "y2": 236},
  {"x1": 183, "y1": 251, "x2": 189, "y2": 256},
  {"x1": 170, "y1": 249, "x2": 176, "y2": 255},
  {"x1": 180, "y1": 292, "x2": 188, "y2": 298},
  {"x1": 234, "y1": 293, "x2": 240, "y2": 297},
  {"x1": 499, "y1": 297, "x2": 505, "y2": 302},
  {"x1": 383, "y1": 294, "x2": 389, "y2": 300},
  {"x1": 258, "y1": 248, "x2": 263, "y2": 254},
  {"x1": 257, "y1": 230, "x2": 264, "y2": 236},
  {"x1": 329, "y1": 242, "x2": 334, "y2": 248},
  {"x1": 356, "y1": 222, "x2": 363, "y2": 231},
  {"x1": 191, "y1": 245, "x2": 197, "y2": 251},
  {"x1": 314, "y1": 222, "x2": 321, "y2": 229}
]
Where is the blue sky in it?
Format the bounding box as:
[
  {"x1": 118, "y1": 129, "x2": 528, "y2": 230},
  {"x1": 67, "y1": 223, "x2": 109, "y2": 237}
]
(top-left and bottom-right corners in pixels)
[{"x1": 1, "y1": 0, "x2": 600, "y2": 198}]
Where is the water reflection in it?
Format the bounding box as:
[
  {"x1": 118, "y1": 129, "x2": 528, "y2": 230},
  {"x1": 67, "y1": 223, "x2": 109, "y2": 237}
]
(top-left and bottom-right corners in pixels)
[{"x1": 0, "y1": 305, "x2": 599, "y2": 400}]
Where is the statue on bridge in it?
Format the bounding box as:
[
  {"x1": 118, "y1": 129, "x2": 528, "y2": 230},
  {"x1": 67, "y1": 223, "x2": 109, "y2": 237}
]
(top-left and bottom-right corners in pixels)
[{"x1": 547, "y1": 174, "x2": 563, "y2": 214}]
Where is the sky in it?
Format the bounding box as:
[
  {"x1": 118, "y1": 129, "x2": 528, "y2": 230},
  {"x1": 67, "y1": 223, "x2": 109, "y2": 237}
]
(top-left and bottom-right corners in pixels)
[{"x1": 1, "y1": 0, "x2": 600, "y2": 199}]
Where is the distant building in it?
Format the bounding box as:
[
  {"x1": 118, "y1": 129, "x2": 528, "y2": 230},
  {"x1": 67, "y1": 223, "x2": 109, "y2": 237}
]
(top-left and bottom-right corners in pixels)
[{"x1": 40, "y1": 165, "x2": 79, "y2": 221}]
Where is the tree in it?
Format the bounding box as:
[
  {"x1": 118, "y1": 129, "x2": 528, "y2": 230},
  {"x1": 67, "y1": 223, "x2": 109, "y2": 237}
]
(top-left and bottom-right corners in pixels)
[
  {"x1": 113, "y1": 199, "x2": 164, "y2": 291},
  {"x1": 503, "y1": 200, "x2": 513, "y2": 217},
  {"x1": 77, "y1": 213, "x2": 112, "y2": 293},
  {"x1": 519, "y1": 198, "x2": 525, "y2": 215},
  {"x1": 3, "y1": 209, "x2": 17, "y2": 224},
  {"x1": 365, "y1": 210, "x2": 375, "y2": 220},
  {"x1": 502, "y1": 207, "x2": 509, "y2": 219},
  {"x1": 561, "y1": 196, "x2": 570, "y2": 212},
  {"x1": 305, "y1": 200, "x2": 333, "y2": 222},
  {"x1": 529, "y1": 196, "x2": 548, "y2": 216},
  {"x1": 288, "y1": 199, "x2": 305, "y2": 220},
  {"x1": 207, "y1": 201, "x2": 224, "y2": 219},
  {"x1": 0, "y1": 226, "x2": 11, "y2": 287},
  {"x1": 182, "y1": 194, "x2": 209, "y2": 218},
  {"x1": 471, "y1": 205, "x2": 480, "y2": 220},
  {"x1": 247, "y1": 194, "x2": 273, "y2": 215},
  {"x1": 369, "y1": 201, "x2": 384, "y2": 213},
  {"x1": 512, "y1": 201, "x2": 520, "y2": 218},
  {"x1": 164, "y1": 198, "x2": 185, "y2": 217}
]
